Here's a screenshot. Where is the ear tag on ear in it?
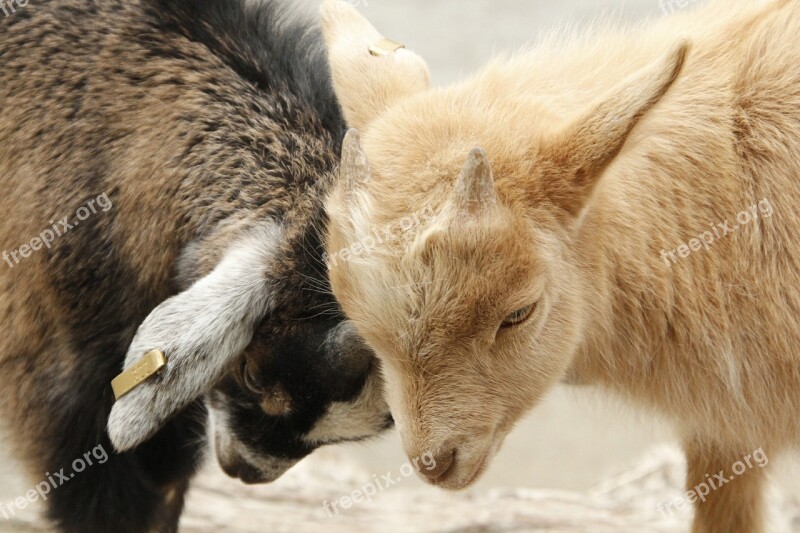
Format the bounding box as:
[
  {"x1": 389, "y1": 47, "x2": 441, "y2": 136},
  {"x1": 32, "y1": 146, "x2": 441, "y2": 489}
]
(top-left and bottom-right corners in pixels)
[
  {"x1": 369, "y1": 37, "x2": 405, "y2": 57},
  {"x1": 111, "y1": 350, "x2": 168, "y2": 401}
]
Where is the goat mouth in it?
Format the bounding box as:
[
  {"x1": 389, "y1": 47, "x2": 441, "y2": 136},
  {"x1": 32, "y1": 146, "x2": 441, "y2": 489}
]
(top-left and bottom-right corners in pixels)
[
  {"x1": 430, "y1": 429, "x2": 503, "y2": 489},
  {"x1": 218, "y1": 453, "x2": 282, "y2": 484},
  {"x1": 431, "y1": 448, "x2": 491, "y2": 490},
  {"x1": 224, "y1": 461, "x2": 279, "y2": 485}
]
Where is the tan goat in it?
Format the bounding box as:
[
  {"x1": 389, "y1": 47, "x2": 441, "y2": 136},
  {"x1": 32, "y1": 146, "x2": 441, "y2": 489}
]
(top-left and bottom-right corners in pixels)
[{"x1": 321, "y1": 0, "x2": 800, "y2": 531}]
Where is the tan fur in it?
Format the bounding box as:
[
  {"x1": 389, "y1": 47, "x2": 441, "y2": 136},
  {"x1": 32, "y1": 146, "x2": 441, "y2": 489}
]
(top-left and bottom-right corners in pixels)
[
  {"x1": 320, "y1": 0, "x2": 430, "y2": 130},
  {"x1": 322, "y1": 1, "x2": 800, "y2": 531}
]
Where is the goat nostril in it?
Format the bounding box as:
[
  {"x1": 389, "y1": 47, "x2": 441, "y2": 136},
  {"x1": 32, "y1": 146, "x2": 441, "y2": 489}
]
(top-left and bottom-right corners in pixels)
[{"x1": 419, "y1": 449, "x2": 456, "y2": 481}]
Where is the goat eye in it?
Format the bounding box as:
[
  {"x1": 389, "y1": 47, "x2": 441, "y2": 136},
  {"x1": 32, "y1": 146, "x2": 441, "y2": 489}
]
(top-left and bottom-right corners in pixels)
[
  {"x1": 501, "y1": 303, "x2": 536, "y2": 329},
  {"x1": 242, "y1": 361, "x2": 266, "y2": 395}
]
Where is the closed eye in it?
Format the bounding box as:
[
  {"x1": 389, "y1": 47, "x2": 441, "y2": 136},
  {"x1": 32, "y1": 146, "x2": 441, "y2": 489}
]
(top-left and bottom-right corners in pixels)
[
  {"x1": 241, "y1": 360, "x2": 266, "y2": 396},
  {"x1": 500, "y1": 303, "x2": 537, "y2": 329}
]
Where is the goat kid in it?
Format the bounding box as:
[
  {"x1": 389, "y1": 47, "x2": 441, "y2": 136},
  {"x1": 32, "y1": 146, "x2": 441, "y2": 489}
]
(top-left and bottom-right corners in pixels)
[
  {"x1": 322, "y1": 1, "x2": 800, "y2": 531},
  {"x1": 0, "y1": 1, "x2": 391, "y2": 531}
]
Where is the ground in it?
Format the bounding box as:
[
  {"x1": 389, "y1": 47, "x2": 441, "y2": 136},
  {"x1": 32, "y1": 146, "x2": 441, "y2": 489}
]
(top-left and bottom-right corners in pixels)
[{"x1": 1, "y1": 445, "x2": 798, "y2": 532}]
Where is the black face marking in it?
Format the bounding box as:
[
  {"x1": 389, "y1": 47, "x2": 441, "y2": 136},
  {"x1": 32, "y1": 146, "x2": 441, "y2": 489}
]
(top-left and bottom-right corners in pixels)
[{"x1": 213, "y1": 312, "x2": 378, "y2": 460}]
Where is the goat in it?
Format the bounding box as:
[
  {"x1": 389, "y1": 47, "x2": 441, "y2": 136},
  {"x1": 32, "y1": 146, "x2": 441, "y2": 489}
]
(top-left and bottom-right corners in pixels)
[
  {"x1": 0, "y1": 1, "x2": 391, "y2": 531},
  {"x1": 321, "y1": 1, "x2": 800, "y2": 531}
]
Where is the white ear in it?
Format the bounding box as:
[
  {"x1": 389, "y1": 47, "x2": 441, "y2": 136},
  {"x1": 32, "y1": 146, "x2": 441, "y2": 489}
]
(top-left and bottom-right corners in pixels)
[
  {"x1": 320, "y1": 0, "x2": 430, "y2": 130},
  {"x1": 107, "y1": 224, "x2": 281, "y2": 452}
]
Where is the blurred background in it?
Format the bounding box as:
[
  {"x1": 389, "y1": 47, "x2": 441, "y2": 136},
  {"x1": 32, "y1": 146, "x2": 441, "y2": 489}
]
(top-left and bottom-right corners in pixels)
[{"x1": 3, "y1": 0, "x2": 800, "y2": 531}]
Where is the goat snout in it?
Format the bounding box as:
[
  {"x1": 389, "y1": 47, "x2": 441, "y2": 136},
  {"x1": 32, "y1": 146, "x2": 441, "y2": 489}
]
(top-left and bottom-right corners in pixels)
[
  {"x1": 217, "y1": 450, "x2": 274, "y2": 484},
  {"x1": 228, "y1": 461, "x2": 266, "y2": 485},
  {"x1": 418, "y1": 448, "x2": 455, "y2": 481},
  {"x1": 215, "y1": 433, "x2": 266, "y2": 484}
]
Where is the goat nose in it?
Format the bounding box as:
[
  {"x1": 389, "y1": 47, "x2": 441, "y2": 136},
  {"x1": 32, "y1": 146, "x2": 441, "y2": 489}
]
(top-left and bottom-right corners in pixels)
[{"x1": 419, "y1": 449, "x2": 455, "y2": 481}]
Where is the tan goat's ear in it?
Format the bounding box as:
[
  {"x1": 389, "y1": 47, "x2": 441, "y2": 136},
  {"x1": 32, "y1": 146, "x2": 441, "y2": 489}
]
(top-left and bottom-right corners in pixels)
[
  {"x1": 450, "y1": 147, "x2": 497, "y2": 218},
  {"x1": 544, "y1": 42, "x2": 690, "y2": 217},
  {"x1": 321, "y1": 0, "x2": 430, "y2": 130}
]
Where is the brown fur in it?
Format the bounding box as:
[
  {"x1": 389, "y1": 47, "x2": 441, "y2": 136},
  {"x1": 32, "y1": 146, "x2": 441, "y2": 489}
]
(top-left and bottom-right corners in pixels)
[
  {"x1": 0, "y1": 1, "x2": 391, "y2": 531},
  {"x1": 322, "y1": 1, "x2": 800, "y2": 530}
]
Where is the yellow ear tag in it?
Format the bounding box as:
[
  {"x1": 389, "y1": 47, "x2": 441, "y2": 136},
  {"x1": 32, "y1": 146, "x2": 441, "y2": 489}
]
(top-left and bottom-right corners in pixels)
[
  {"x1": 369, "y1": 37, "x2": 406, "y2": 57},
  {"x1": 111, "y1": 350, "x2": 168, "y2": 401}
]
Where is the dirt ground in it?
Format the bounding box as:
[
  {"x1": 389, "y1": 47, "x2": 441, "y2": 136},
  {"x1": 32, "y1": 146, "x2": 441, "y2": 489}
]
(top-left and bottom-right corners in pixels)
[{"x1": 1, "y1": 445, "x2": 798, "y2": 532}]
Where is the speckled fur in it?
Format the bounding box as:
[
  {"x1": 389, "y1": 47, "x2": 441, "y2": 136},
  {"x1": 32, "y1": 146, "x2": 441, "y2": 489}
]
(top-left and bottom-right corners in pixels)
[{"x1": 0, "y1": 1, "x2": 390, "y2": 531}]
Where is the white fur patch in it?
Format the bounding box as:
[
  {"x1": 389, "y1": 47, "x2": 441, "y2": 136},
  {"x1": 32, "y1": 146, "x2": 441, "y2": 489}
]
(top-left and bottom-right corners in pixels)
[
  {"x1": 108, "y1": 223, "x2": 282, "y2": 452},
  {"x1": 303, "y1": 370, "x2": 389, "y2": 445}
]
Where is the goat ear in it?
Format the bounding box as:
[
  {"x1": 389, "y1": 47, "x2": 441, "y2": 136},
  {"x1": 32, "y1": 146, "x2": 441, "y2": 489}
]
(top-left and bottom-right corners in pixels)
[
  {"x1": 107, "y1": 226, "x2": 280, "y2": 452},
  {"x1": 543, "y1": 42, "x2": 689, "y2": 217},
  {"x1": 320, "y1": 0, "x2": 429, "y2": 130}
]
